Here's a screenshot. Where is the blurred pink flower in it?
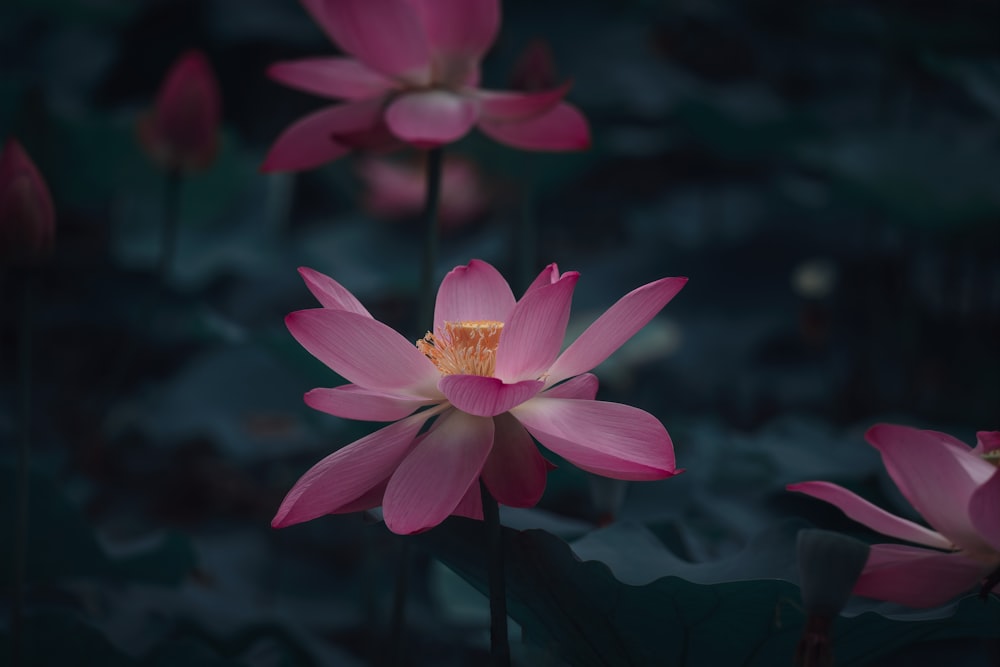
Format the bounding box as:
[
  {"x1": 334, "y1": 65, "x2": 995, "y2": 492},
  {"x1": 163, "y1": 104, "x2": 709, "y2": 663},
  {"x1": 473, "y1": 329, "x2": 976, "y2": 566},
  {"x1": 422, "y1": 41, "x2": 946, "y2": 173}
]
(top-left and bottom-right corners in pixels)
[
  {"x1": 275, "y1": 260, "x2": 686, "y2": 534},
  {"x1": 789, "y1": 424, "x2": 1000, "y2": 608},
  {"x1": 0, "y1": 138, "x2": 55, "y2": 262},
  {"x1": 358, "y1": 154, "x2": 490, "y2": 228},
  {"x1": 138, "y1": 50, "x2": 222, "y2": 171},
  {"x1": 509, "y1": 39, "x2": 558, "y2": 92},
  {"x1": 262, "y1": 0, "x2": 590, "y2": 172}
]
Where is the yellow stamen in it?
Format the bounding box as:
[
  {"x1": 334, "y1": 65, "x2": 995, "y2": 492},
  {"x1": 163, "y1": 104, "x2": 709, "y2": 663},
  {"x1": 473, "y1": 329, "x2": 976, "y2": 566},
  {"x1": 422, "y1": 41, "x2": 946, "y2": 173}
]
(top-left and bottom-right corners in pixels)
[
  {"x1": 417, "y1": 320, "x2": 503, "y2": 377},
  {"x1": 982, "y1": 451, "x2": 1000, "y2": 468}
]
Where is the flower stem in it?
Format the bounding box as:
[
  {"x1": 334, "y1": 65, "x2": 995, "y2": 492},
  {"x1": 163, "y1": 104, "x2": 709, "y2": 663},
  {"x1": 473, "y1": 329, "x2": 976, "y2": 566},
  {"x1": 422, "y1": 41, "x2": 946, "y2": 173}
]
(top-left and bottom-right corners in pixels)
[
  {"x1": 419, "y1": 147, "x2": 444, "y2": 328},
  {"x1": 158, "y1": 167, "x2": 182, "y2": 283},
  {"x1": 480, "y1": 480, "x2": 510, "y2": 667},
  {"x1": 11, "y1": 270, "x2": 34, "y2": 667}
]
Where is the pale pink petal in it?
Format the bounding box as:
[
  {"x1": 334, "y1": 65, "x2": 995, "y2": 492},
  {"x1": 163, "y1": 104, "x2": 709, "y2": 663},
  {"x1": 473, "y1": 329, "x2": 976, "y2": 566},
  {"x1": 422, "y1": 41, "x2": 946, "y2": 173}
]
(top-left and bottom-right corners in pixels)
[
  {"x1": 482, "y1": 412, "x2": 547, "y2": 507},
  {"x1": 385, "y1": 90, "x2": 479, "y2": 147},
  {"x1": 451, "y1": 480, "x2": 484, "y2": 520},
  {"x1": 542, "y1": 373, "x2": 598, "y2": 400},
  {"x1": 305, "y1": 385, "x2": 434, "y2": 421},
  {"x1": 261, "y1": 100, "x2": 382, "y2": 172},
  {"x1": 298, "y1": 267, "x2": 372, "y2": 317},
  {"x1": 477, "y1": 83, "x2": 571, "y2": 122},
  {"x1": 547, "y1": 277, "x2": 688, "y2": 386},
  {"x1": 478, "y1": 102, "x2": 590, "y2": 152},
  {"x1": 267, "y1": 57, "x2": 395, "y2": 100},
  {"x1": 301, "y1": 0, "x2": 430, "y2": 84},
  {"x1": 867, "y1": 424, "x2": 995, "y2": 552},
  {"x1": 853, "y1": 543, "x2": 987, "y2": 608},
  {"x1": 439, "y1": 375, "x2": 543, "y2": 417},
  {"x1": 968, "y1": 468, "x2": 1000, "y2": 553},
  {"x1": 523, "y1": 263, "x2": 560, "y2": 295},
  {"x1": 271, "y1": 411, "x2": 429, "y2": 527},
  {"x1": 433, "y1": 259, "x2": 516, "y2": 330},
  {"x1": 494, "y1": 271, "x2": 579, "y2": 383},
  {"x1": 383, "y1": 410, "x2": 494, "y2": 534},
  {"x1": 411, "y1": 0, "x2": 499, "y2": 63},
  {"x1": 286, "y1": 309, "x2": 440, "y2": 396},
  {"x1": 786, "y1": 481, "x2": 953, "y2": 550},
  {"x1": 511, "y1": 398, "x2": 676, "y2": 480}
]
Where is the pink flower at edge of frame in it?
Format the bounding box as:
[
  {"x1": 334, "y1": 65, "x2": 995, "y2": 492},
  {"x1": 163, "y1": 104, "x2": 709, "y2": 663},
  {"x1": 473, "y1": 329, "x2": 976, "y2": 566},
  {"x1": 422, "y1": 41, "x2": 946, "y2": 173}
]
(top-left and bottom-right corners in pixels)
[
  {"x1": 0, "y1": 138, "x2": 55, "y2": 263},
  {"x1": 274, "y1": 259, "x2": 687, "y2": 535},
  {"x1": 261, "y1": 0, "x2": 590, "y2": 173},
  {"x1": 788, "y1": 424, "x2": 1000, "y2": 608}
]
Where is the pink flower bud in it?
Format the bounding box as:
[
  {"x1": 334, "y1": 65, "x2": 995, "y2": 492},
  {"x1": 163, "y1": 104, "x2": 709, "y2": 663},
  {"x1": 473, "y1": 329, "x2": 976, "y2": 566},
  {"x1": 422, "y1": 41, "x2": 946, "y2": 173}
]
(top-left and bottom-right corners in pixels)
[{"x1": 0, "y1": 138, "x2": 55, "y2": 263}]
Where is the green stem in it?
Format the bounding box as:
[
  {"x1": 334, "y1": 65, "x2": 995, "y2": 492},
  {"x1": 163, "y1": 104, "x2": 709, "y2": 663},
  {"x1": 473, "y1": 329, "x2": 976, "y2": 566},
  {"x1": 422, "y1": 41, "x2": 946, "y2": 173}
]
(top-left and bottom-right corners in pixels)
[
  {"x1": 419, "y1": 147, "x2": 444, "y2": 329},
  {"x1": 158, "y1": 168, "x2": 182, "y2": 283},
  {"x1": 480, "y1": 480, "x2": 510, "y2": 667},
  {"x1": 12, "y1": 270, "x2": 33, "y2": 667}
]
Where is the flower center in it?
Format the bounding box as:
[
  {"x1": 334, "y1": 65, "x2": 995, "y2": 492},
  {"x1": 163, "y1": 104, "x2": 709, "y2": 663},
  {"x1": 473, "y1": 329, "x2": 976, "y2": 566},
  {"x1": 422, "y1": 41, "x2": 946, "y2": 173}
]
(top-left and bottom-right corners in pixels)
[
  {"x1": 982, "y1": 451, "x2": 1000, "y2": 468},
  {"x1": 417, "y1": 320, "x2": 503, "y2": 377}
]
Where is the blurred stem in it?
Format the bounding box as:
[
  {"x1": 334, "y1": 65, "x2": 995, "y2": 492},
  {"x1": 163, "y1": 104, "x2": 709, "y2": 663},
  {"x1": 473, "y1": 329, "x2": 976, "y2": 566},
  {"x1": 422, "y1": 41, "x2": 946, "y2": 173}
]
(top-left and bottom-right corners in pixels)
[
  {"x1": 12, "y1": 270, "x2": 34, "y2": 667},
  {"x1": 481, "y1": 480, "x2": 510, "y2": 667},
  {"x1": 159, "y1": 168, "x2": 182, "y2": 283},
  {"x1": 386, "y1": 540, "x2": 410, "y2": 667},
  {"x1": 419, "y1": 147, "x2": 444, "y2": 328}
]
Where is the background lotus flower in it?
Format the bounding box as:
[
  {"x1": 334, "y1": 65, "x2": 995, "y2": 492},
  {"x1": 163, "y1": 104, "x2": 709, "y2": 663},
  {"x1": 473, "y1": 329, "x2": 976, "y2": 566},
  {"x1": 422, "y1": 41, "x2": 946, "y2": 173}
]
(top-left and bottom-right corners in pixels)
[
  {"x1": 262, "y1": 0, "x2": 591, "y2": 172},
  {"x1": 0, "y1": 138, "x2": 55, "y2": 263},
  {"x1": 138, "y1": 50, "x2": 221, "y2": 172},
  {"x1": 788, "y1": 425, "x2": 1000, "y2": 608},
  {"x1": 275, "y1": 260, "x2": 686, "y2": 534},
  {"x1": 509, "y1": 39, "x2": 558, "y2": 93}
]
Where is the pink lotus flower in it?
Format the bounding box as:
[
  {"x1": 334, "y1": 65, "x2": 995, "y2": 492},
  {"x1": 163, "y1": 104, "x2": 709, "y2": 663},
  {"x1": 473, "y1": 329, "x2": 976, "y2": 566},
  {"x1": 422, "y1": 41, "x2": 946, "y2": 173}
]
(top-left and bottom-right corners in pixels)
[
  {"x1": 788, "y1": 424, "x2": 1000, "y2": 608},
  {"x1": 275, "y1": 260, "x2": 686, "y2": 534},
  {"x1": 0, "y1": 138, "x2": 55, "y2": 262},
  {"x1": 262, "y1": 0, "x2": 591, "y2": 172},
  {"x1": 138, "y1": 50, "x2": 221, "y2": 171},
  {"x1": 358, "y1": 154, "x2": 490, "y2": 228}
]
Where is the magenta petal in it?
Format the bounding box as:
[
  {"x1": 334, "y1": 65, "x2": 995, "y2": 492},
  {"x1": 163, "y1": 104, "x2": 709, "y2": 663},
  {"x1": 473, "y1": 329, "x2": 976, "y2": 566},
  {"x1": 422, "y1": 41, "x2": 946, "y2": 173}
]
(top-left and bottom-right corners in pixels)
[
  {"x1": 383, "y1": 410, "x2": 494, "y2": 534},
  {"x1": 271, "y1": 412, "x2": 428, "y2": 527},
  {"x1": 261, "y1": 100, "x2": 382, "y2": 172},
  {"x1": 305, "y1": 385, "x2": 434, "y2": 421},
  {"x1": 301, "y1": 0, "x2": 430, "y2": 83},
  {"x1": 968, "y1": 468, "x2": 1000, "y2": 553},
  {"x1": 523, "y1": 263, "x2": 560, "y2": 295},
  {"x1": 478, "y1": 102, "x2": 590, "y2": 152},
  {"x1": 867, "y1": 423, "x2": 995, "y2": 552},
  {"x1": 548, "y1": 277, "x2": 688, "y2": 385},
  {"x1": 411, "y1": 0, "x2": 499, "y2": 63},
  {"x1": 439, "y1": 375, "x2": 543, "y2": 417},
  {"x1": 385, "y1": 90, "x2": 479, "y2": 147},
  {"x1": 477, "y1": 83, "x2": 572, "y2": 122},
  {"x1": 433, "y1": 259, "x2": 516, "y2": 331},
  {"x1": 973, "y1": 431, "x2": 1000, "y2": 456},
  {"x1": 451, "y1": 479, "x2": 484, "y2": 520},
  {"x1": 286, "y1": 309, "x2": 439, "y2": 395},
  {"x1": 268, "y1": 57, "x2": 395, "y2": 100},
  {"x1": 495, "y1": 271, "x2": 579, "y2": 383},
  {"x1": 542, "y1": 373, "x2": 598, "y2": 400},
  {"x1": 334, "y1": 479, "x2": 388, "y2": 514},
  {"x1": 482, "y1": 412, "x2": 547, "y2": 507},
  {"x1": 786, "y1": 481, "x2": 952, "y2": 550},
  {"x1": 512, "y1": 398, "x2": 676, "y2": 480},
  {"x1": 298, "y1": 267, "x2": 372, "y2": 316},
  {"x1": 854, "y1": 543, "x2": 987, "y2": 608}
]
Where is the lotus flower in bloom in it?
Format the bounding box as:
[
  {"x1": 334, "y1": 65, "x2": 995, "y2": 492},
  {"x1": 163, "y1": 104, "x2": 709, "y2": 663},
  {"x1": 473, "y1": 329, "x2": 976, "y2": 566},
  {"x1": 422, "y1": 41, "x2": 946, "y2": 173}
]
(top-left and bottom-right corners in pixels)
[
  {"x1": 275, "y1": 260, "x2": 686, "y2": 534},
  {"x1": 138, "y1": 50, "x2": 221, "y2": 171},
  {"x1": 262, "y1": 0, "x2": 590, "y2": 172},
  {"x1": 0, "y1": 138, "x2": 55, "y2": 262},
  {"x1": 788, "y1": 425, "x2": 1000, "y2": 608}
]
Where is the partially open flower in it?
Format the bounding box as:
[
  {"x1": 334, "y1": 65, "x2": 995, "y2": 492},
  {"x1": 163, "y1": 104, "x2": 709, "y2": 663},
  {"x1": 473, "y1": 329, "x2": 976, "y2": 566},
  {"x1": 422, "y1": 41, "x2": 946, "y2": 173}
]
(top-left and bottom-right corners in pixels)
[
  {"x1": 138, "y1": 50, "x2": 221, "y2": 172},
  {"x1": 0, "y1": 138, "x2": 55, "y2": 263}
]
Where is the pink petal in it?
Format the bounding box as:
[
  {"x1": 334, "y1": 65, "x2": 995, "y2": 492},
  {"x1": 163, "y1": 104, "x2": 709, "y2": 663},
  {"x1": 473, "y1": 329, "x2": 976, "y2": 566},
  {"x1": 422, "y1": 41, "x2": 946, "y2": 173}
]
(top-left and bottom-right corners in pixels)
[
  {"x1": 271, "y1": 411, "x2": 429, "y2": 527},
  {"x1": 383, "y1": 410, "x2": 494, "y2": 534},
  {"x1": 494, "y1": 271, "x2": 579, "y2": 383},
  {"x1": 411, "y1": 0, "x2": 499, "y2": 63},
  {"x1": 481, "y1": 412, "x2": 547, "y2": 507},
  {"x1": 0, "y1": 139, "x2": 55, "y2": 259},
  {"x1": 477, "y1": 83, "x2": 571, "y2": 122},
  {"x1": 547, "y1": 277, "x2": 688, "y2": 386},
  {"x1": 334, "y1": 479, "x2": 388, "y2": 514},
  {"x1": 786, "y1": 481, "x2": 952, "y2": 550},
  {"x1": 451, "y1": 480, "x2": 484, "y2": 520},
  {"x1": 433, "y1": 259, "x2": 516, "y2": 331},
  {"x1": 853, "y1": 543, "x2": 987, "y2": 608},
  {"x1": 385, "y1": 90, "x2": 479, "y2": 148},
  {"x1": 511, "y1": 398, "x2": 677, "y2": 480},
  {"x1": 261, "y1": 100, "x2": 382, "y2": 172},
  {"x1": 542, "y1": 373, "x2": 598, "y2": 400},
  {"x1": 867, "y1": 424, "x2": 995, "y2": 552},
  {"x1": 973, "y1": 431, "x2": 1000, "y2": 457},
  {"x1": 968, "y1": 468, "x2": 1000, "y2": 553},
  {"x1": 301, "y1": 0, "x2": 431, "y2": 84},
  {"x1": 478, "y1": 101, "x2": 590, "y2": 152},
  {"x1": 298, "y1": 267, "x2": 372, "y2": 317},
  {"x1": 268, "y1": 57, "x2": 395, "y2": 100},
  {"x1": 522, "y1": 263, "x2": 560, "y2": 295},
  {"x1": 439, "y1": 375, "x2": 543, "y2": 417},
  {"x1": 286, "y1": 309, "x2": 440, "y2": 396},
  {"x1": 305, "y1": 385, "x2": 434, "y2": 421}
]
